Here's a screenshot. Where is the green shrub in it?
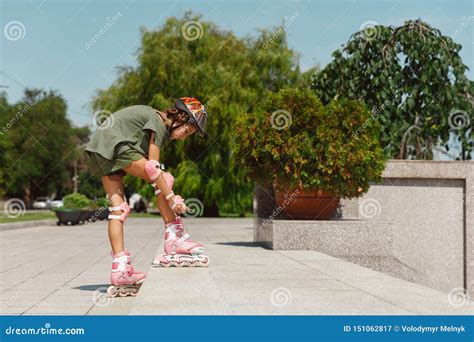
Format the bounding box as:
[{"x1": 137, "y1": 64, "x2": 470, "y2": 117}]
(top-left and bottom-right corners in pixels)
[
  {"x1": 63, "y1": 193, "x2": 91, "y2": 209},
  {"x1": 95, "y1": 197, "x2": 109, "y2": 209},
  {"x1": 234, "y1": 88, "x2": 387, "y2": 198},
  {"x1": 88, "y1": 200, "x2": 98, "y2": 210}
]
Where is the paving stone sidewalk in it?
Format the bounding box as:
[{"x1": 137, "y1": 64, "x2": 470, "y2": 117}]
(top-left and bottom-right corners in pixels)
[
  {"x1": 1, "y1": 218, "x2": 473, "y2": 315},
  {"x1": 0, "y1": 218, "x2": 158, "y2": 315}
]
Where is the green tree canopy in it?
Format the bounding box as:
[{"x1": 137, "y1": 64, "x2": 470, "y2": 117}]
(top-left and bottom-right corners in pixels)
[
  {"x1": 91, "y1": 12, "x2": 304, "y2": 215},
  {"x1": 0, "y1": 89, "x2": 78, "y2": 203},
  {"x1": 312, "y1": 19, "x2": 473, "y2": 160}
]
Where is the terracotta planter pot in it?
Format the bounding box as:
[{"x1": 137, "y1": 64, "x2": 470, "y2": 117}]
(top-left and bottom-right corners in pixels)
[{"x1": 273, "y1": 186, "x2": 340, "y2": 220}]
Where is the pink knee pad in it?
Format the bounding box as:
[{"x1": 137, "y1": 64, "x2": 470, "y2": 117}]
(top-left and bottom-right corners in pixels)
[
  {"x1": 108, "y1": 201, "x2": 130, "y2": 222},
  {"x1": 145, "y1": 160, "x2": 162, "y2": 181}
]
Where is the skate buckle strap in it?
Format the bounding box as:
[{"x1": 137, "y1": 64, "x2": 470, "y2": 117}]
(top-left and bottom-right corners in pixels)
[
  {"x1": 111, "y1": 252, "x2": 132, "y2": 272},
  {"x1": 112, "y1": 259, "x2": 127, "y2": 272},
  {"x1": 127, "y1": 264, "x2": 135, "y2": 276},
  {"x1": 112, "y1": 255, "x2": 129, "y2": 263},
  {"x1": 176, "y1": 233, "x2": 190, "y2": 243}
]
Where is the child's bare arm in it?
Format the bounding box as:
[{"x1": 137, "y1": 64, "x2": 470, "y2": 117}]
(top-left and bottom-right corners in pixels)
[
  {"x1": 147, "y1": 132, "x2": 187, "y2": 214},
  {"x1": 148, "y1": 131, "x2": 160, "y2": 161}
]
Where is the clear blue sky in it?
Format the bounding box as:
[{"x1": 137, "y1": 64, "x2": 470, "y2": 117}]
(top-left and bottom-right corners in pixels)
[{"x1": 1, "y1": 0, "x2": 472, "y2": 127}]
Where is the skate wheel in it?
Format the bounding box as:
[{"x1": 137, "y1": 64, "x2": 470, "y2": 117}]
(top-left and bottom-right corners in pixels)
[
  {"x1": 118, "y1": 289, "x2": 129, "y2": 297},
  {"x1": 200, "y1": 257, "x2": 210, "y2": 267},
  {"x1": 107, "y1": 285, "x2": 118, "y2": 297},
  {"x1": 161, "y1": 261, "x2": 171, "y2": 268},
  {"x1": 130, "y1": 288, "x2": 139, "y2": 296}
]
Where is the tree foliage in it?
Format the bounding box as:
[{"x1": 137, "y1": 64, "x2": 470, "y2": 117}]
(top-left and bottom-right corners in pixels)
[
  {"x1": 91, "y1": 12, "x2": 303, "y2": 215},
  {"x1": 0, "y1": 89, "x2": 83, "y2": 203},
  {"x1": 312, "y1": 19, "x2": 473, "y2": 160}
]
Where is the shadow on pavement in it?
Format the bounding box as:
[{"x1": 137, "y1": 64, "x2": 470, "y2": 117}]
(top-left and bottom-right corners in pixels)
[
  {"x1": 214, "y1": 241, "x2": 262, "y2": 247},
  {"x1": 73, "y1": 284, "x2": 110, "y2": 292}
]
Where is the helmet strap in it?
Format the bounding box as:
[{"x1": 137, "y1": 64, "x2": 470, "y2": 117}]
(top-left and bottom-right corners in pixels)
[
  {"x1": 168, "y1": 117, "x2": 187, "y2": 136},
  {"x1": 166, "y1": 107, "x2": 181, "y2": 136}
]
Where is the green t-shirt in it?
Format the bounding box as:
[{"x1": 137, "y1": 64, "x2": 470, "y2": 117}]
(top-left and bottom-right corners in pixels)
[{"x1": 84, "y1": 105, "x2": 170, "y2": 160}]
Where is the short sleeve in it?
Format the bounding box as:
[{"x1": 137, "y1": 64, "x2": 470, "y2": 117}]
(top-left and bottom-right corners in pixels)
[{"x1": 142, "y1": 111, "x2": 169, "y2": 148}]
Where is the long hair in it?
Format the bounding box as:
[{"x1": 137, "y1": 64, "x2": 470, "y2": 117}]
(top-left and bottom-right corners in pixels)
[{"x1": 162, "y1": 106, "x2": 190, "y2": 135}]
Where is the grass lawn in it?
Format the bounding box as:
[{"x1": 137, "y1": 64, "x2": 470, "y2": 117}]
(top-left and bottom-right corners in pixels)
[
  {"x1": 129, "y1": 212, "x2": 160, "y2": 218},
  {"x1": 220, "y1": 212, "x2": 255, "y2": 218},
  {"x1": 0, "y1": 211, "x2": 159, "y2": 224},
  {"x1": 0, "y1": 211, "x2": 56, "y2": 224},
  {"x1": 0, "y1": 210, "x2": 254, "y2": 224}
]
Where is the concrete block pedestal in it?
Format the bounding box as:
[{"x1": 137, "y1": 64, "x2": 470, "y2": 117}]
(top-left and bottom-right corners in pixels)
[{"x1": 254, "y1": 160, "x2": 474, "y2": 297}]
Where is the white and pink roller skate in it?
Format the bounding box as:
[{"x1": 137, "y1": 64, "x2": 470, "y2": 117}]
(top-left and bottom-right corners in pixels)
[
  {"x1": 107, "y1": 250, "x2": 147, "y2": 297},
  {"x1": 152, "y1": 217, "x2": 210, "y2": 267}
]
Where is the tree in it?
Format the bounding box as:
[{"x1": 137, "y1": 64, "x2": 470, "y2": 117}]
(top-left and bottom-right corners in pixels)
[
  {"x1": 91, "y1": 12, "x2": 304, "y2": 215},
  {"x1": 312, "y1": 19, "x2": 473, "y2": 160},
  {"x1": 0, "y1": 89, "x2": 77, "y2": 203},
  {"x1": 0, "y1": 91, "x2": 13, "y2": 198}
]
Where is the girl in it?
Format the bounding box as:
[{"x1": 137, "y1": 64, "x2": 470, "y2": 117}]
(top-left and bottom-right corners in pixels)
[{"x1": 85, "y1": 97, "x2": 209, "y2": 297}]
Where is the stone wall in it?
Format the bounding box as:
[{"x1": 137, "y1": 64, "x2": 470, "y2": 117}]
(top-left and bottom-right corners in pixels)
[{"x1": 254, "y1": 160, "x2": 474, "y2": 296}]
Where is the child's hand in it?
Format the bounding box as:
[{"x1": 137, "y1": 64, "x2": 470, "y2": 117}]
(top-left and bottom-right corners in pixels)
[
  {"x1": 168, "y1": 194, "x2": 189, "y2": 214},
  {"x1": 173, "y1": 204, "x2": 188, "y2": 215}
]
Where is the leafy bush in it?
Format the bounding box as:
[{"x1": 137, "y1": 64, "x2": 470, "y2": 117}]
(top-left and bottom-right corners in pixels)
[
  {"x1": 63, "y1": 193, "x2": 91, "y2": 209},
  {"x1": 95, "y1": 197, "x2": 109, "y2": 209},
  {"x1": 235, "y1": 88, "x2": 387, "y2": 198}
]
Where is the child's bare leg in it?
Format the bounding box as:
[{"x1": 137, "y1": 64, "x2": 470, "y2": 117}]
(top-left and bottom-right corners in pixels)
[
  {"x1": 123, "y1": 157, "x2": 209, "y2": 267},
  {"x1": 101, "y1": 174, "x2": 126, "y2": 254},
  {"x1": 122, "y1": 158, "x2": 176, "y2": 223},
  {"x1": 154, "y1": 191, "x2": 176, "y2": 223}
]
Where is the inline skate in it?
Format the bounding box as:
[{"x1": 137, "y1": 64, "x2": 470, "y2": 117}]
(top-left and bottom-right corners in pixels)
[
  {"x1": 152, "y1": 217, "x2": 210, "y2": 267},
  {"x1": 107, "y1": 250, "x2": 147, "y2": 297}
]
